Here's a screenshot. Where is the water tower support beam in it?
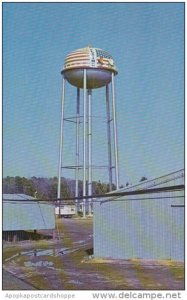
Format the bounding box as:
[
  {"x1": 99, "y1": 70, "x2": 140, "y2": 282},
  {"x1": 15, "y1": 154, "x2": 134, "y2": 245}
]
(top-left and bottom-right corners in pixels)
[
  {"x1": 75, "y1": 88, "x2": 80, "y2": 214},
  {"x1": 57, "y1": 78, "x2": 66, "y2": 199},
  {"x1": 83, "y1": 69, "x2": 87, "y2": 218},
  {"x1": 111, "y1": 73, "x2": 119, "y2": 190},
  {"x1": 106, "y1": 84, "x2": 113, "y2": 191},
  {"x1": 88, "y1": 89, "x2": 92, "y2": 215}
]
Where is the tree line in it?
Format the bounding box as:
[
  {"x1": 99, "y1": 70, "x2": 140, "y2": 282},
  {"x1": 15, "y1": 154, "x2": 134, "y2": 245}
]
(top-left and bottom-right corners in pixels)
[
  {"x1": 2, "y1": 176, "x2": 117, "y2": 200},
  {"x1": 3, "y1": 175, "x2": 148, "y2": 200}
]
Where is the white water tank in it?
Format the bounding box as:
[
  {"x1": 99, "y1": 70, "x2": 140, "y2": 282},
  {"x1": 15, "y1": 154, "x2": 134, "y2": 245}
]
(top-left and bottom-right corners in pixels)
[{"x1": 62, "y1": 46, "x2": 118, "y2": 89}]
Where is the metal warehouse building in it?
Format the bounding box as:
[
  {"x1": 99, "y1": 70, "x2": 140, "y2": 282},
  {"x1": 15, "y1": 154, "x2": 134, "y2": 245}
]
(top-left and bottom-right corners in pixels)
[
  {"x1": 93, "y1": 169, "x2": 184, "y2": 261},
  {"x1": 3, "y1": 194, "x2": 55, "y2": 239}
]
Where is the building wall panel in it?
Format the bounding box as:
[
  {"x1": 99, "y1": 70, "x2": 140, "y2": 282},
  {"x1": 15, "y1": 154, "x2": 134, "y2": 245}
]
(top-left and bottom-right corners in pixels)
[
  {"x1": 3, "y1": 201, "x2": 55, "y2": 231},
  {"x1": 94, "y1": 189, "x2": 184, "y2": 261}
]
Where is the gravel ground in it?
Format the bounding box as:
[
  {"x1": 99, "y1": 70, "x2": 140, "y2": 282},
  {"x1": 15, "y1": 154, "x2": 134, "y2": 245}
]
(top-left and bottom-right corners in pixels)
[{"x1": 3, "y1": 218, "x2": 184, "y2": 290}]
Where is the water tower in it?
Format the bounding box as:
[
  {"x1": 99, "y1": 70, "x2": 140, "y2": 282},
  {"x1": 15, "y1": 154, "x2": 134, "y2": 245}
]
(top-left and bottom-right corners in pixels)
[{"x1": 57, "y1": 45, "x2": 119, "y2": 217}]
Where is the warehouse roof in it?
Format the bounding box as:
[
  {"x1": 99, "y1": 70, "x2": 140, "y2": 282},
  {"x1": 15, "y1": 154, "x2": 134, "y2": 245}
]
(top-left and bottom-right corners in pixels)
[
  {"x1": 95, "y1": 169, "x2": 184, "y2": 204},
  {"x1": 3, "y1": 193, "x2": 55, "y2": 231},
  {"x1": 3, "y1": 193, "x2": 36, "y2": 201},
  {"x1": 112, "y1": 169, "x2": 184, "y2": 194}
]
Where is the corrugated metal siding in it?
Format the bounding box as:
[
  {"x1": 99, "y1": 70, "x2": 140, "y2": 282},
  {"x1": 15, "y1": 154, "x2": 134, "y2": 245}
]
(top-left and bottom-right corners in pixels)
[
  {"x1": 3, "y1": 194, "x2": 55, "y2": 231},
  {"x1": 93, "y1": 171, "x2": 184, "y2": 261},
  {"x1": 171, "y1": 204, "x2": 184, "y2": 260}
]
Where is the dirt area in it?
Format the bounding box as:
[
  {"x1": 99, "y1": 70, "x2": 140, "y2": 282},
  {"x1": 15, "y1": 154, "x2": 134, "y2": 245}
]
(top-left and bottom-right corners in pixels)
[{"x1": 3, "y1": 217, "x2": 184, "y2": 290}]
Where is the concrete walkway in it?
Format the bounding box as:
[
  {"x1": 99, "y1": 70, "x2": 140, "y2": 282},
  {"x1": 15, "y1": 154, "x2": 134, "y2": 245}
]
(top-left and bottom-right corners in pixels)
[{"x1": 3, "y1": 269, "x2": 36, "y2": 290}]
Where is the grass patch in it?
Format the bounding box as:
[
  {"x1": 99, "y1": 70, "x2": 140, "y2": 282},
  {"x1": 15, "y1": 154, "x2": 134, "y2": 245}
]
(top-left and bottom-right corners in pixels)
[
  {"x1": 3, "y1": 246, "x2": 22, "y2": 262},
  {"x1": 131, "y1": 260, "x2": 165, "y2": 289},
  {"x1": 169, "y1": 266, "x2": 184, "y2": 280}
]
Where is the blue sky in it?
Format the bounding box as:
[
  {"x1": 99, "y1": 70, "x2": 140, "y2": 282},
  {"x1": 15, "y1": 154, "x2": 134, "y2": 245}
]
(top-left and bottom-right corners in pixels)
[{"x1": 3, "y1": 2, "x2": 184, "y2": 185}]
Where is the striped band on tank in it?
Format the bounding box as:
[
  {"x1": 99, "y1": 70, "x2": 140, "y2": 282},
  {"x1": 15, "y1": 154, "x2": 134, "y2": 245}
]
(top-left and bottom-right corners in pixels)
[{"x1": 63, "y1": 46, "x2": 118, "y2": 74}]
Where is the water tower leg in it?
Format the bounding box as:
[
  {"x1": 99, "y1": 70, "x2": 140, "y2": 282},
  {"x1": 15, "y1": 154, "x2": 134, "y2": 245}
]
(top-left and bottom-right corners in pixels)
[
  {"x1": 83, "y1": 69, "x2": 87, "y2": 218},
  {"x1": 88, "y1": 89, "x2": 92, "y2": 215},
  {"x1": 111, "y1": 73, "x2": 119, "y2": 190},
  {"x1": 75, "y1": 88, "x2": 80, "y2": 215},
  {"x1": 106, "y1": 84, "x2": 113, "y2": 191},
  {"x1": 57, "y1": 78, "x2": 66, "y2": 199}
]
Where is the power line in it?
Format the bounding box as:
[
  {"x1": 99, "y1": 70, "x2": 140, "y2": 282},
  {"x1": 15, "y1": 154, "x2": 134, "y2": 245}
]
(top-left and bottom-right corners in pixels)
[
  {"x1": 3, "y1": 184, "x2": 184, "y2": 202},
  {"x1": 55, "y1": 184, "x2": 184, "y2": 201},
  {"x1": 4, "y1": 195, "x2": 184, "y2": 205}
]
